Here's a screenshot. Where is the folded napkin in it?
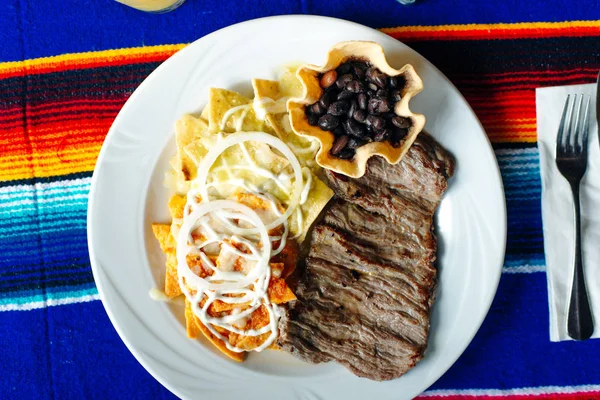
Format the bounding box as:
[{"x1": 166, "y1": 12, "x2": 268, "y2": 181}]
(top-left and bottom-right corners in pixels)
[{"x1": 537, "y1": 83, "x2": 600, "y2": 341}]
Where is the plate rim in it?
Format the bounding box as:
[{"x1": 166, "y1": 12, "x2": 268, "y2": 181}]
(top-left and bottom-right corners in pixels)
[{"x1": 87, "y1": 14, "x2": 507, "y2": 399}]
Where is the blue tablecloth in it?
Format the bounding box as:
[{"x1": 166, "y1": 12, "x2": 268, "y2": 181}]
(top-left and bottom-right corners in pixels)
[{"x1": 2, "y1": 1, "x2": 600, "y2": 399}]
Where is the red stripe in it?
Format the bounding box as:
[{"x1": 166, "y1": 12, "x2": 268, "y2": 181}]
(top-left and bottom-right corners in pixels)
[
  {"x1": 419, "y1": 392, "x2": 600, "y2": 399},
  {"x1": 387, "y1": 25, "x2": 600, "y2": 41},
  {"x1": 0, "y1": 104, "x2": 121, "y2": 124},
  {"x1": 0, "y1": 113, "x2": 118, "y2": 130}
]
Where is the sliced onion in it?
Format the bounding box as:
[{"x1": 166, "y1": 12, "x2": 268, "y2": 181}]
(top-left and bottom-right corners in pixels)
[
  {"x1": 176, "y1": 200, "x2": 272, "y2": 292},
  {"x1": 195, "y1": 132, "x2": 303, "y2": 232}
]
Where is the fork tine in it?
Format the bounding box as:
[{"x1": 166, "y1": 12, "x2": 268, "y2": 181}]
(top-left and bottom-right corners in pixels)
[
  {"x1": 566, "y1": 94, "x2": 580, "y2": 153},
  {"x1": 570, "y1": 94, "x2": 584, "y2": 152},
  {"x1": 577, "y1": 95, "x2": 591, "y2": 154},
  {"x1": 557, "y1": 94, "x2": 572, "y2": 155}
]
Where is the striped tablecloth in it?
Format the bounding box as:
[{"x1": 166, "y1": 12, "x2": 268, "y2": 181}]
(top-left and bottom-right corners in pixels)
[{"x1": 2, "y1": 0, "x2": 600, "y2": 398}]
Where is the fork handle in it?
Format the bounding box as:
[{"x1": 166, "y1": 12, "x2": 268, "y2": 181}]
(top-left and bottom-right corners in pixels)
[{"x1": 567, "y1": 182, "x2": 594, "y2": 340}]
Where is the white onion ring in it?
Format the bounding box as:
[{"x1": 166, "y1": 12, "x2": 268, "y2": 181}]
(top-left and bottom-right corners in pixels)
[
  {"x1": 176, "y1": 200, "x2": 272, "y2": 292},
  {"x1": 195, "y1": 132, "x2": 303, "y2": 232}
]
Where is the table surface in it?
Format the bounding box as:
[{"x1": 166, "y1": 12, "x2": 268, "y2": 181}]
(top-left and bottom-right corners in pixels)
[{"x1": 2, "y1": 0, "x2": 600, "y2": 399}]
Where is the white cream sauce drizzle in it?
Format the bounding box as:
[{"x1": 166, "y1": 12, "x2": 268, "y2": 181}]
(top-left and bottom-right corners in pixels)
[
  {"x1": 175, "y1": 107, "x2": 313, "y2": 353},
  {"x1": 253, "y1": 96, "x2": 289, "y2": 120}
]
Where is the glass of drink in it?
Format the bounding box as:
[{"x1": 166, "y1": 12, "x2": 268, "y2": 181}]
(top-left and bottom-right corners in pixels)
[{"x1": 115, "y1": 0, "x2": 186, "y2": 13}]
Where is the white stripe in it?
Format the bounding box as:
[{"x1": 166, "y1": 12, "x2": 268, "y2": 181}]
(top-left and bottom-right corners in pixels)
[
  {"x1": 0, "y1": 177, "x2": 91, "y2": 197},
  {"x1": 0, "y1": 294, "x2": 100, "y2": 312},
  {"x1": 503, "y1": 265, "x2": 546, "y2": 274},
  {"x1": 499, "y1": 162, "x2": 540, "y2": 170},
  {"x1": 496, "y1": 154, "x2": 539, "y2": 162},
  {"x1": 422, "y1": 384, "x2": 600, "y2": 397},
  {"x1": 495, "y1": 148, "x2": 539, "y2": 156},
  {"x1": 0, "y1": 194, "x2": 89, "y2": 209}
]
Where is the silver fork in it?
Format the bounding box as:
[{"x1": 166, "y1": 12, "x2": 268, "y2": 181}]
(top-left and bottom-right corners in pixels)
[{"x1": 556, "y1": 94, "x2": 594, "y2": 340}]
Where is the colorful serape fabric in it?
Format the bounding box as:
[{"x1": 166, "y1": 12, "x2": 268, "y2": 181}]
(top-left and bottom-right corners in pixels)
[{"x1": 2, "y1": 3, "x2": 600, "y2": 398}]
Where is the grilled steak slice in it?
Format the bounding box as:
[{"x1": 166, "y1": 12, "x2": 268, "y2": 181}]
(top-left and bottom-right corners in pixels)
[{"x1": 278, "y1": 134, "x2": 455, "y2": 381}]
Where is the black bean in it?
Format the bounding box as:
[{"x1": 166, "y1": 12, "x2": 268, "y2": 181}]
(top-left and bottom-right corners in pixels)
[
  {"x1": 389, "y1": 90, "x2": 402, "y2": 103},
  {"x1": 382, "y1": 112, "x2": 396, "y2": 120},
  {"x1": 336, "y1": 74, "x2": 353, "y2": 89},
  {"x1": 368, "y1": 98, "x2": 390, "y2": 113},
  {"x1": 330, "y1": 135, "x2": 349, "y2": 155},
  {"x1": 337, "y1": 148, "x2": 355, "y2": 160},
  {"x1": 353, "y1": 65, "x2": 365, "y2": 79},
  {"x1": 310, "y1": 102, "x2": 326, "y2": 115},
  {"x1": 328, "y1": 100, "x2": 350, "y2": 116},
  {"x1": 366, "y1": 115, "x2": 386, "y2": 130},
  {"x1": 345, "y1": 80, "x2": 365, "y2": 93},
  {"x1": 353, "y1": 109, "x2": 367, "y2": 123},
  {"x1": 347, "y1": 137, "x2": 366, "y2": 149},
  {"x1": 374, "y1": 73, "x2": 388, "y2": 88},
  {"x1": 389, "y1": 76, "x2": 400, "y2": 89},
  {"x1": 368, "y1": 98, "x2": 386, "y2": 114},
  {"x1": 333, "y1": 126, "x2": 346, "y2": 137},
  {"x1": 376, "y1": 89, "x2": 388, "y2": 99},
  {"x1": 307, "y1": 112, "x2": 319, "y2": 126},
  {"x1": 379, "y1": 100, "x2": 391, "y2": 113},
  {"x1": 319, "y1": 90, "x2": 336, "y2": 108},
  {"x1": 392, "y1": 76, "x2": 405, "y2": 89},
  {"x1": 373, "y1": 129, "x2": 390, "y2": 142},
  {"x1": 337, "y1": 90, "x2": 354, "y2": 101},
  {"x1": 392, "y1": 116, "x2": 411, "y2": 129},
  {"x1": 347, "y1": 100, "x2": 357, "y2": 119},
  {"x1": 367, "y1": 98, "x2": 378, "y2": 114},
  {"x1": 318, "y1": 114, "x2": 339, "y2": 131},
  {"x1": 336, "y1": 63, "x2": 353, "y2": 75},
  {"x1": 365, "y1": 67, "x2": 377, "y2": 81},
  {"x1": 345, "y1": 118, "x2": 366, "y2": 138},
  {"x1": 357, "y1": 93, "x2": 368, "y2": 110}
]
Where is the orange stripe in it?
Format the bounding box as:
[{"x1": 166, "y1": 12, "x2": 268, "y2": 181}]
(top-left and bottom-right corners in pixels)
[
  {"x1": 0, "y1": 44, "x2": 185, "y2": 80},
  {"x1": 381, "y1": 20, "x2": 600, "y2": 41}
]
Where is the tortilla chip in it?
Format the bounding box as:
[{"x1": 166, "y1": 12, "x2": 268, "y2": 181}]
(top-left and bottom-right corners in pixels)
[
  {"x1": 272, "y1": 240, "x2": 298, "y2": 279},
  {"x1": 164, "y1": 249, "x2": 182, "y2": 297},
  {"x1": 193, "y1": 312, "x2": 246, "y2": 362},
  {"x1": 185, "y1": 253, "x2": 214, "y2": 278},
  {"x1": 252, "y1": 78, "x2": 319, "y2": 164},
  {"x1": 185, "y1": 299, "x2": 201, "y2": 339},
  {"x1": 200, "y1": 104, "x2": 210, "y2": 120},
  {"x1": 168, "y1": 195, "x2": 187, "y2": 220},
  {"x1": 229, "y1": 306, "x2": 272, "y2": 351},
  {"x1": 174, "y1": 114, "x2": 209, "y2": 180},
  {"x1": 268, "y1": 277, "x2": 296, "y2": 303},
  {"x1": 207, "y1": 88, "x2": 273, "y2": 135},
  {"x1": 151, "y1": 224, "x2": 181, "y2": 298},
  {"x1": 294, "y1": 176, "x2": 333, "y2": 242},
  {"x1": 183, "y1": 139, "x2": 209, "y2": 168},
  {"x1": 209, "y1": 263, "x2": 291, "y2": 313},
  {"x1": 152, "y1": 223, "x2": 175, "y2": 252}
]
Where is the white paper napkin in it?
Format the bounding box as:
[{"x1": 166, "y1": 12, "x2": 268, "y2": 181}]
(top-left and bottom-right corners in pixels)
[{"x1": 536, "y1": 83, "x2": 600, "y2": 341}]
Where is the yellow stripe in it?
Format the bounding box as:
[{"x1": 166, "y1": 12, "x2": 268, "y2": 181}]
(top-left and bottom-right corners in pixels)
[
  {"x1": 380, "y1": 19, "x2": 600, "y2": 34},
  {"x1": 0, "y1": 43, "x2": 186, "y2": 76}
]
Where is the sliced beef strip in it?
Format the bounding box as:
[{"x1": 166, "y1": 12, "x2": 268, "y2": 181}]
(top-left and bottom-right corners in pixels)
[{"x1": 278, "y1": 134, "x2": 455, "y2": 381}]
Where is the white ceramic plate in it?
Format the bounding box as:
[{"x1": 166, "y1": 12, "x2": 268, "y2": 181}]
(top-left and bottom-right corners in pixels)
[{"x1": 88, "y1": 15, "x2": 506, "y2": 400}]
